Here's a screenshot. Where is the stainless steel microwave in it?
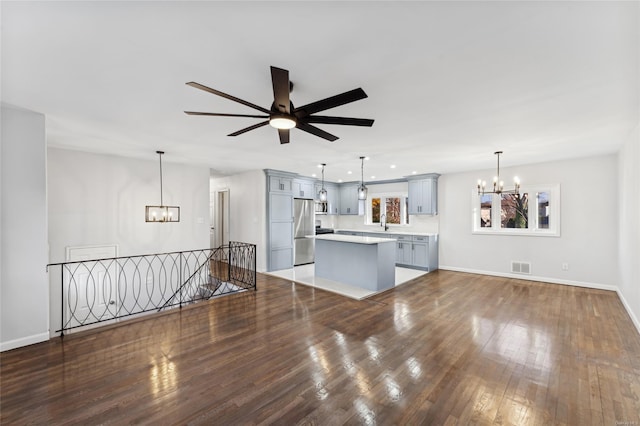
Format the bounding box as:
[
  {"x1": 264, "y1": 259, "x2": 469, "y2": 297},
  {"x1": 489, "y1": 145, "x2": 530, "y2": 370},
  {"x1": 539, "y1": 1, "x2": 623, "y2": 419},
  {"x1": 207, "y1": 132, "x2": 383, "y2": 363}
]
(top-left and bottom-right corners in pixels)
[{"x1": 315, "y1": 201, "x2": 328, "y2": 214}]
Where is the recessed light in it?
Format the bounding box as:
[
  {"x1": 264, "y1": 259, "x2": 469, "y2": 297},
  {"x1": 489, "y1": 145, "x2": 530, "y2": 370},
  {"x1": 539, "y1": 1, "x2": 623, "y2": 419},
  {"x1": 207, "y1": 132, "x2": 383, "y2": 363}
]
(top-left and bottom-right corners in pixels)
[
  {"x1": 412, "y1": 171, "x2": 417, "y2": 174},
  {"x1": 311, "y1": 173, "x2": 317, "y2": 178},
  {"x1": 317, "y1": 164, "x2": 323, "y2": 168},
  {"x1": 370, "y1": 175, "x2": 376, "y2": 179},
  {"x1": 365, "y1": 157, "x2": 370, "y2": 161},
  {"x1": 390, "y1": 165, "x2": 396, "y2": 169},
  {"x1": 338, "y1": 179, "x2": 343, "y2": 183},
  {"x1": 347, "y1": 171, "x2": 352, "y2": 174}
]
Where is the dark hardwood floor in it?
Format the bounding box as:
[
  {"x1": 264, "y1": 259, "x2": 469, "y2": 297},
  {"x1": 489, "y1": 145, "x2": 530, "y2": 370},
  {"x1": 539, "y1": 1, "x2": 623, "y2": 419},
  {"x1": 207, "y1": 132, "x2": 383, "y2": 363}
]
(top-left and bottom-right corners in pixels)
[{"x1": 2, "y1": 270, "x2": 639, "y2": 425}]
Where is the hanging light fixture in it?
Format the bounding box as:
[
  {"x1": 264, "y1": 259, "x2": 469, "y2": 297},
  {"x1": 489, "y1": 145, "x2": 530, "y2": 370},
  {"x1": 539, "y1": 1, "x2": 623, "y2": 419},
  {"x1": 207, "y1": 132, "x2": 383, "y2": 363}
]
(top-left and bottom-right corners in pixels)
[
  {"x1": 318, "y1": 163, "x2": 328, "y2": 202},
  {"x1": 357, "y1": 156, "x2": 367, "y2": 200},
  {"x1": 145, "y1": 151, "x2": 180, "y2": 222},
  {"x1": 477, "y1": 151, "x2": 520, "y2": 195}
]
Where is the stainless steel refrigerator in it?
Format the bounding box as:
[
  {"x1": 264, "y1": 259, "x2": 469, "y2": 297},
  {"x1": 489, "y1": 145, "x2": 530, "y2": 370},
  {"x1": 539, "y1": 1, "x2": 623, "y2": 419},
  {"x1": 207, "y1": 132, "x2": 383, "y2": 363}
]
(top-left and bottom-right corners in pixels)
[{"x1": 294, "y1": 198, "x2": 315, "y2": 265}]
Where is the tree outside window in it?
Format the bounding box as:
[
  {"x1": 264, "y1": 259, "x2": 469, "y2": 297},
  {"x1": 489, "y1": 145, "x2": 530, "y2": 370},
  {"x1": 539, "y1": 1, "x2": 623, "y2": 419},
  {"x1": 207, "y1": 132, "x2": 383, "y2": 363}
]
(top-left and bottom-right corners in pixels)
[
  {"x1": 371, "y1": 196, "x2": 407, "y2": 225},
  {"x1": 501, "y1": 193, "x2": 528, "y2": 229}
]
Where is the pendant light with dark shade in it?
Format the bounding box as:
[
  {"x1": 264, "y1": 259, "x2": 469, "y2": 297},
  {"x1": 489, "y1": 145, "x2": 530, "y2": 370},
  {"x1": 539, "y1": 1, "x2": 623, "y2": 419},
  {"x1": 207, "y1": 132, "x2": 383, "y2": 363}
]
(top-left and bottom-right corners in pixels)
[
  {"x1": 319, "y1": 163, "x2": 328, "y2": 202},
  {"x1": 357, "y1": 156, "x2": 367, "y2": 200},
  {"x1": 145, "y1": 151, "x2": 180, "y2": 222}
]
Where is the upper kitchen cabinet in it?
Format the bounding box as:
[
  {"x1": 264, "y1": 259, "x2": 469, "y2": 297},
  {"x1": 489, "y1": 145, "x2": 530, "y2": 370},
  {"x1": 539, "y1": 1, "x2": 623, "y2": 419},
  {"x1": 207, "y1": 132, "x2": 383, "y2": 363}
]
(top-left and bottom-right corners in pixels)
[
  {"x1": 269, "y1": 175, "x2": 293, "y2": 193},
  {"x1": 339, "y1": 184, "x2": 362, "y2": 215},
  {"x1": 293, "y1": 178, "x2": 314, "y2": 199},
  {"x1": 407, "y1": 173, "x2": 440, "y2": 215},
  {"x1": 315, "y1": 182, "x2": 340, "y2": 215}
]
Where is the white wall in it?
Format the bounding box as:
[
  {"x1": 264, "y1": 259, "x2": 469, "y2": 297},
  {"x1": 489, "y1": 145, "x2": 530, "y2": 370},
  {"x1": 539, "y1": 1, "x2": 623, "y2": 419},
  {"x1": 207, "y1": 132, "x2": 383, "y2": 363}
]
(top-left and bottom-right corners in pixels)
[
  {"x1": 439, "y1": 155, "x2": 619, "y2": 290},
  {"x1": 618, "y1": 125, "x2": 640, "y2": 332},
  {"x1": 210, "y1": 170, "x2": 267, "y2": 272},
  {"x1": 1, "y1": 105, "x2": 49, "y2": 351},
  {"x1": 48, "y1": 148, "x2": 210, "y2": 260}
]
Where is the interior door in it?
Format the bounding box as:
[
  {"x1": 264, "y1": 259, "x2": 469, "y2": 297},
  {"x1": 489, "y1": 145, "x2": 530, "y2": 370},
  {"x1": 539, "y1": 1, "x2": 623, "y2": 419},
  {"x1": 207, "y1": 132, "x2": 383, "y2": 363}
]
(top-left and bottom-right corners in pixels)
[
  {"x1": 64, "y1": 245, "x2": 118, "y2": 331},
  {"x1": 214, "y1": 190, "x2": 230, "y2": 247}
]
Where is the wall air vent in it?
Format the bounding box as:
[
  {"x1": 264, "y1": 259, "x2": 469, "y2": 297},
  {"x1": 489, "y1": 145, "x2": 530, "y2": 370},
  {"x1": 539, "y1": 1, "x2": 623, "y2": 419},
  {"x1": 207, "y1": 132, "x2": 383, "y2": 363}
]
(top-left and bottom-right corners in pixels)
[{"x1": 511, "y1": 261, "x2": 531, "y2": 275}]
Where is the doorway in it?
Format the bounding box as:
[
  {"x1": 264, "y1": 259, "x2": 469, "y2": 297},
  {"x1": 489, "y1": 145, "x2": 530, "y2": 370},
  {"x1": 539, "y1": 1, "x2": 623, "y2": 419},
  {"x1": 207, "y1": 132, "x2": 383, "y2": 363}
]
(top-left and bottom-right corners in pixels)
[{"x1": 212, "y1": 189, "x2": 230, "y2": 248}]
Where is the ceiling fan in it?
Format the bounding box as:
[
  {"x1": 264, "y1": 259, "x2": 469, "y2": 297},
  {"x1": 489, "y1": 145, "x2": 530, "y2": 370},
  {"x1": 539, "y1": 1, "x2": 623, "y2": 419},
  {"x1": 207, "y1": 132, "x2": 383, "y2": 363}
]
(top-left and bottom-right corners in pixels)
[{"x1": 185, "y1": 66, "x2": 374, "y2": 144}]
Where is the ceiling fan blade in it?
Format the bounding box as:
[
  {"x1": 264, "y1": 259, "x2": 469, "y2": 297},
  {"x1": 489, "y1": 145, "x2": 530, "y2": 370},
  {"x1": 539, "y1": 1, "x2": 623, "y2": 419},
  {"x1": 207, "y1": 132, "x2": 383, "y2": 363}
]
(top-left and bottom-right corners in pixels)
[
  {"x1": 296, "y1": 122, "x2": 339, "y2": 142},
  {"x1": 184, "y1": 111, "x2": 268, "y2": 119},
  {"x1": 228, "y1": 121, "x2": 269, "y2": 137},
  {"x1": 271, "y1": 66, "x2": 290, "y2": 114},
  {"x1": 303, "y1": 115, "x2": 374, "y2": 127},
  {"x1": 278, "y1": 129, "x2": 290, "y2": 144},
  {"x1": 294, "y1": 88, "x2": 368, "y2": 117},
  {"x1": 186, "y1": 82, "x2": 271, "y2": 114}
]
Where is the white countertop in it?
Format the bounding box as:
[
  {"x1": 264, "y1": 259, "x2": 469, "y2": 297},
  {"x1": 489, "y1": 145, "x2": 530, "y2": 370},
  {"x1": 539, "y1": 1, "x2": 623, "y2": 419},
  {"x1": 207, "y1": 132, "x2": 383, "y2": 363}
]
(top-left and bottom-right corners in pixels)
[
  {"x1": 307, "y1": 234, "x2": 397, "y2": 245},
  {"x1": 335, "y1": 229, "x2": 438, "y2": 237}
]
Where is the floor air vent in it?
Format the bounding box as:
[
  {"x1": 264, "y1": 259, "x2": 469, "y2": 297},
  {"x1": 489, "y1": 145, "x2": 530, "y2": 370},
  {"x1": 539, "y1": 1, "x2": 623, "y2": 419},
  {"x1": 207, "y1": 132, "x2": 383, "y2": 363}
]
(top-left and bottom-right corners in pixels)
[{"x1": 511, "y1": 261, "x2": 531, "y2": 275}]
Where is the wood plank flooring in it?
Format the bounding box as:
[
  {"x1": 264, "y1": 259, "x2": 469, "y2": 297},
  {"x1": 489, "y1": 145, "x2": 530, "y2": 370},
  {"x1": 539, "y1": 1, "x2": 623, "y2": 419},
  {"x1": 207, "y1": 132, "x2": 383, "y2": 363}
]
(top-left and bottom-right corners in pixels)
[{"x1": 2, "y1": 270, "x2": 639, "y2": 425}]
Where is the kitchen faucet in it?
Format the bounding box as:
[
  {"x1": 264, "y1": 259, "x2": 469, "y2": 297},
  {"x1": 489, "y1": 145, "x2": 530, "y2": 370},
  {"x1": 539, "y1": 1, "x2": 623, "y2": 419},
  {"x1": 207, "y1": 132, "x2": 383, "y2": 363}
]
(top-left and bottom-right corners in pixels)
[{"x1": 381, "y1": 214, "x2": 389, "y2": 231}]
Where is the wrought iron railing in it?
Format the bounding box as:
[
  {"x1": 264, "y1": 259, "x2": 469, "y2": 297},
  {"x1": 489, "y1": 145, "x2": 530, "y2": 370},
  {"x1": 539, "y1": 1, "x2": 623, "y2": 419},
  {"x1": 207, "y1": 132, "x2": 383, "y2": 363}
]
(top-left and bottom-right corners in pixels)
[{"x1": 47, "y1": 242, "x2": 256, "y2": 335}]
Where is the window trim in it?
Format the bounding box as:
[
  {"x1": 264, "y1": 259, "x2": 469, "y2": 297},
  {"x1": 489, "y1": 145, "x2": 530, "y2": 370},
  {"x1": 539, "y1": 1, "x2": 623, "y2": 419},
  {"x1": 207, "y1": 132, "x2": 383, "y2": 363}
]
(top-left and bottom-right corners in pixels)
[{"x1": 472, "y1": 184, "x2": 560, "y2": 237}]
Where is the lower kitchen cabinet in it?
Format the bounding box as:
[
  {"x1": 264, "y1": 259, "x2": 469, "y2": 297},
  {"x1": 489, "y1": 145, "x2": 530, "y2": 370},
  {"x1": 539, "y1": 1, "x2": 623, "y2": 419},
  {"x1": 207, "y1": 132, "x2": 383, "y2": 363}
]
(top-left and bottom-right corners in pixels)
[
  {"x1": 337, "y1": 231, "x2": 439, "y2": 271},
  {"x1": 411, "y1": 241, "x2": 428, "y2": 268},
  {"x1": 396, "y1": 241, "x2": 412, "y2": 264}
]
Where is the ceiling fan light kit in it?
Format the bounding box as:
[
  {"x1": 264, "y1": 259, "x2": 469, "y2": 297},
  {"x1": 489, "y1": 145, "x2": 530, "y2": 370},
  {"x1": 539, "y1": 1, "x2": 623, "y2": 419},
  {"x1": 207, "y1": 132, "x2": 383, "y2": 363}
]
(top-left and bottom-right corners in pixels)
[
  {"x1": 269, "y1": 115, "x2": 296, "y2": 129},
  {"x1": 185, "y1": 66, "x2": 374, "y2": 144}
]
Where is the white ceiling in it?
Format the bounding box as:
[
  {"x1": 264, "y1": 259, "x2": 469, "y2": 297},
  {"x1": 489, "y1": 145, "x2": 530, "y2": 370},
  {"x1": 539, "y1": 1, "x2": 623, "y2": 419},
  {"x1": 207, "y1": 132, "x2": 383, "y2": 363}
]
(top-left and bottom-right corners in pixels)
[{"x1": 2, "y1": 1, "x2": 638, "y2": 183}]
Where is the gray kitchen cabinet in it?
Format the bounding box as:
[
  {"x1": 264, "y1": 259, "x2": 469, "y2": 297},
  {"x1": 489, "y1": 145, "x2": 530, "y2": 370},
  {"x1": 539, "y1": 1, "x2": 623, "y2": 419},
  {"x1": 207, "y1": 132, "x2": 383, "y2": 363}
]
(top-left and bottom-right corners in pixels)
[
  {"x1": 315, "y1": 182, "x2": 340, "y2": 215},
  {"x1": 293, "y1": 179, "x2": 314, "y2": 199},
  {"x1": 396, "y1": 235, "x2": 438, "y2": 271},
  {"x1": 396, "y1": 241, "x2": 412, "y2": 264},
  {"x1": 269, "y1": 175, "x2": 293, "y2": 193},
  {"x1": 407, "y1": 173, "x2": 440, "y2": 215},
  {"x1": 339, "y1": 184, "x2": 361, "y2": 215},
  {"x1": 411, "y1": 241, "x2": 429, "y2": 268},
  {"x1": 265, "y1": 170, "x2": 296, "y2": 271},
  {"x1": 333, "y1": 229, "x2": 439, "y2": 271}
]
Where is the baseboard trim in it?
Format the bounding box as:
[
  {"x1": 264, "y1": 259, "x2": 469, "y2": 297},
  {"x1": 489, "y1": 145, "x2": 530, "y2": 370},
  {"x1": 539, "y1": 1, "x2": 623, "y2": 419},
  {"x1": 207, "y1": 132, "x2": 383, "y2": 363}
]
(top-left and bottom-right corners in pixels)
[
  {"x1": 1, "y1": 332, "x2": 50, "y2": 352},
  {"x1": 438, "y1": 265, "x2": 618, "y2": 292},
  {"x1": 616, "y1": 288, "x2": 640, "y2": 336}
]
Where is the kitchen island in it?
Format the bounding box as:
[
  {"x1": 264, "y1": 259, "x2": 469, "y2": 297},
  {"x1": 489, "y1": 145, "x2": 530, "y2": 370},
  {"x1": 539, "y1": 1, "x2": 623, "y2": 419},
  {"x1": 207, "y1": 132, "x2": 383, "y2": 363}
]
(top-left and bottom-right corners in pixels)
[{"x1": 309, "y1": 234, "x2": 397, "y2": 292}]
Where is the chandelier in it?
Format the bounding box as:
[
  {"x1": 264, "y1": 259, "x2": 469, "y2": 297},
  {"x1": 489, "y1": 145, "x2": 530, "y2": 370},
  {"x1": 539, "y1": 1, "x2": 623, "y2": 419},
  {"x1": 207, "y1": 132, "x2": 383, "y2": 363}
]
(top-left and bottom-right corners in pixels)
[
  {"x1": 145, "y1": 151, "x2": 180, "y2": 222},
  {"x1": 477, "y1": 151, "x2": 520, "y2": 195}
]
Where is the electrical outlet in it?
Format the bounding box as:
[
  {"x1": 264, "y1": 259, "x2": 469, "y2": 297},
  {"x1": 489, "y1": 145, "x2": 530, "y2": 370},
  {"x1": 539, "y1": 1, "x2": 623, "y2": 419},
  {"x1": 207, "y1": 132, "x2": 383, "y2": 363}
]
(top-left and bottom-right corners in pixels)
[{"x1": 562, "y1": 263, "x2": 569, "y2": 271}]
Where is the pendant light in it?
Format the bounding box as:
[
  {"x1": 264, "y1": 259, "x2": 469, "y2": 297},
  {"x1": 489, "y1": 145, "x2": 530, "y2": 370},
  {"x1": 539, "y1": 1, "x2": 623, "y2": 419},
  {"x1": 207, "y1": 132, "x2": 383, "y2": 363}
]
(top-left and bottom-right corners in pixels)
[
  {"x1": 145, "y1": 151, "x2": 180, "y2": 222},
  {"x1": 357, "y1": 156, "x2": 367, "y2": 200},
  {"x1": 477, "y1": 151, "x2": 520, "y2": 195},
  {"x1": 319, "y1": 163, "x2": 328, "y2": 202}
]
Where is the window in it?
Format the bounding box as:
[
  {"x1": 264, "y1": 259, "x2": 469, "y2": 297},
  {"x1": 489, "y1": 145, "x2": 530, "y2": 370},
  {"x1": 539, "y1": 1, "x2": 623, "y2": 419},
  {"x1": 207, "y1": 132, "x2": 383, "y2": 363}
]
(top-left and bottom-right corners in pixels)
[
  {"x1": 370, "y1": 195, "x2": 409, "y2": 226},
  {"x1": 472, "y1": 185, "x2": 559, "y2": 236}
]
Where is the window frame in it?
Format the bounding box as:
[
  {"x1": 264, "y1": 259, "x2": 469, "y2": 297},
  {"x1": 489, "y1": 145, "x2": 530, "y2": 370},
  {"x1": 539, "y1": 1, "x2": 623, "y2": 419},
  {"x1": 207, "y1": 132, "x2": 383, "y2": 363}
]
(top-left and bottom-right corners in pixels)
[
  {"x1": 368, "y1": 192, "x2": 410, "y2": 226},
  {"x1": 472, "y1": 184, "x2": 560, "y2": 237}
]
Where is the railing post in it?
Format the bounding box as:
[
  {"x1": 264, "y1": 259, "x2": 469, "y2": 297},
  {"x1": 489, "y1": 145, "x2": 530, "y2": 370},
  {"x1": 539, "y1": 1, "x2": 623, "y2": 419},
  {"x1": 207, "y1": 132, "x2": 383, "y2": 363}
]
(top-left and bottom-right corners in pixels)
[
  {"x1": 179, "y1": 252, "x2": 183, "y2": 309},
  {"x1": 253, "y1": 244, "x2": 257, "y2": 291},
  {"x1": 60, "y1": 266, "x2": 65, "y2": 338},
  {"x1": 228, "y1": 244, "x2": 232, "y2": 283}
]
